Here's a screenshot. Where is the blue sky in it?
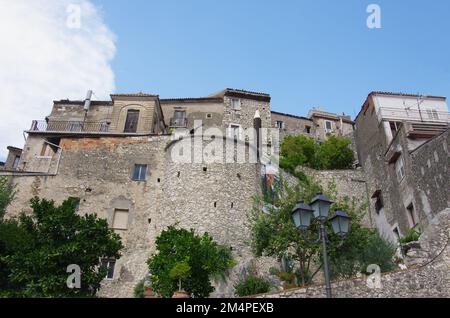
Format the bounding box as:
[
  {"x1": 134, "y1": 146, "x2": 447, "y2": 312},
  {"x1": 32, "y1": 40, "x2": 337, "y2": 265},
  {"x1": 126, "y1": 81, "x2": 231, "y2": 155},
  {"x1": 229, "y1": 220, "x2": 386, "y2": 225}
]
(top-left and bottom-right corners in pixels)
[{"x1": 92, "y1": 0, "x2": 450, "y2": 118}]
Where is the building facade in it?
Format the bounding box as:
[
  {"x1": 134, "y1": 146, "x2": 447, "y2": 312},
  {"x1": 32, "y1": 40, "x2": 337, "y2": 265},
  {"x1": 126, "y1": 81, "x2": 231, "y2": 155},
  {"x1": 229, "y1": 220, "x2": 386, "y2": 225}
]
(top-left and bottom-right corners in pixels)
[
  {"x1": 1, "y1": 88, "x2": 276, "y2": 297},
  {"x1": 354, "y1": 92, "x2": 450, "y2": 241}
]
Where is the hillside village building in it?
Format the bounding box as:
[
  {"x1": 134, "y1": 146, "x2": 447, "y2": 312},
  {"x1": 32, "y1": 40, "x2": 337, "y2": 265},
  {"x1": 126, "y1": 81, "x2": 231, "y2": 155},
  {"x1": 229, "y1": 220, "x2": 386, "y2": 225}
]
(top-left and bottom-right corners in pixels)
[
  {"x1": 1, "y1": 88, "x2": 449, "y2": 297},
  {"x1": 355, "y1": 92, "x2": 450, "y2": 241}
]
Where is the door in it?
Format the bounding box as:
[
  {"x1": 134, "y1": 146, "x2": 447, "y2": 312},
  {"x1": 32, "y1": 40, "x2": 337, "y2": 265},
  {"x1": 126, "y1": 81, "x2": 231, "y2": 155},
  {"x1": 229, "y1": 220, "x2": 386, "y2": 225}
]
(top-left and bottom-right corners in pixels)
[{"x1": 124, "y1": 110, "x2": 139, "y2": 133}]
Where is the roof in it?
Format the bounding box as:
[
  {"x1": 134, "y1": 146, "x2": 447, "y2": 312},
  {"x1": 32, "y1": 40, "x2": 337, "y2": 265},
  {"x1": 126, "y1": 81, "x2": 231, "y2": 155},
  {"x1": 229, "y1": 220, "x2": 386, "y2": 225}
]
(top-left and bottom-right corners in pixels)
[
  {"x1": 54, "y1": 100, "x2": 112, "y2": 106},
  {"x1": 111, "y1": 93, "x2": 158, "y2": 99},
  {"x1": 210, "y1": 88, "x2": 271, "y2": 102},
  {"x1": 7, "y1": 146, "x2": 22, "y2": 152},
  {"x1": 370, "y1": 91, "x2": 446, "y2": 100},
  {"x1": 271, "y1": 111, "x2": 312, "y2": 121},
  {"x1": 160, "y1": 97, "x2": 223, "y2": 104}
]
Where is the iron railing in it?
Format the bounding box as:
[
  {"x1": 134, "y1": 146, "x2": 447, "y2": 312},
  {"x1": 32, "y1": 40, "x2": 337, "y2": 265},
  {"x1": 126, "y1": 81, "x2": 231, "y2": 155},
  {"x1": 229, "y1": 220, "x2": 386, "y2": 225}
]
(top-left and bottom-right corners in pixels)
[
  {"x1": 30, "y1": 120, "x2": 110, "y2": 133},
  {"x1": 169, "y1": 117, "x2": 188, "y2": 128},
  {"x1": 378, "y1": 107, "x2": 450, "y2": 123}
]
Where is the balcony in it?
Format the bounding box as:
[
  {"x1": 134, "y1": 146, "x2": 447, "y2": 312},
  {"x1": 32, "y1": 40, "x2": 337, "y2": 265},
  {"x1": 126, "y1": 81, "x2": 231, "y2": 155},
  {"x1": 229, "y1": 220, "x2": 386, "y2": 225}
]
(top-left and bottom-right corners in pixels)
[
  {"x1": 169, "y1": 117, "x2": 187, "y2": 128},
  {"x1": 378, "y1": 107, "x2": 450, "y2": 124},
  {"x1": 30, "y1": 120, "x2": 109, "y2": 133}
]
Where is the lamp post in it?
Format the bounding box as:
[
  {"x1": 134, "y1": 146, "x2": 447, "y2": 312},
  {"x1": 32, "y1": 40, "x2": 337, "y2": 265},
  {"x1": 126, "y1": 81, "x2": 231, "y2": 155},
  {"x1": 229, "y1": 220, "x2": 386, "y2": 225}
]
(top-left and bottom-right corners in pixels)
[{"x1": 291, "y1": 193, "x2": 350, "y2": 299}]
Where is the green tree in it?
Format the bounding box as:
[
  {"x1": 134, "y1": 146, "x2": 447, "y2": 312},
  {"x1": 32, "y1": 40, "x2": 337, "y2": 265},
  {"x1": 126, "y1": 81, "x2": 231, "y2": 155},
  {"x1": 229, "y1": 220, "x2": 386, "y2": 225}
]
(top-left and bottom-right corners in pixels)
[
  {"x1": 280, "y1": 135, "x2": 355, "y2": 172},
  {"x1": 315, "y1": 136, "x2": 355, "y2": 170},
  {"x1": 0, "y1": 197, "x2": 123, "y2": 298},
  {"x1": 147, "y1": 226, "x2": 235, "y2": 298},
  {"x1": 0, "y1": 177, "x2": 16, "y2": 222},
  {"x1": 250, "y1": 175, "x2": 395, "y2": 286}
]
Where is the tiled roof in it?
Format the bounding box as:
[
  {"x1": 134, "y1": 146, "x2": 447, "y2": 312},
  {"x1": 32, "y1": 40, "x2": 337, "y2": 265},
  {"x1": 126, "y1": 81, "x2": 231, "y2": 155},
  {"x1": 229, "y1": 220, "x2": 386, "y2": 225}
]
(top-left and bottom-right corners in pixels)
[
  {"x1": 271, "y1": 111, "x2": 312, "y2": 121},
  {"x1": 111, "y1": 93, "x2": 158, "y2": 98}
]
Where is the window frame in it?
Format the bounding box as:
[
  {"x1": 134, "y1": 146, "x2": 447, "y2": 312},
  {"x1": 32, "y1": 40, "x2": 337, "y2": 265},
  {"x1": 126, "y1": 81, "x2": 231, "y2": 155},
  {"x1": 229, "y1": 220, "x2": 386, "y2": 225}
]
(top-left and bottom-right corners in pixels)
[
  {"x1": 275, "y1": 121, "x2": 284, "y2": 129},
  {"x1": 112, "y1": 208, "x2": 129, "y2": 230},
  {"x1": 101, "y1": 258, "x2": 116, "y2": 280},
  {"x1": 231, "y1": 98, "x2": 241, "y2": 111},
  {"x1": 394, "y1": 155, "x2": 406, "y2": 183},
  {"x1": 132, "y1": 164, "x2": 148, "y2": 181},
  {"x1": 124, "y1": 109, "x2": 140, "y2": 133},
  {"x1": 325, "y1": 120, "x2": 333, "y2": 132}
]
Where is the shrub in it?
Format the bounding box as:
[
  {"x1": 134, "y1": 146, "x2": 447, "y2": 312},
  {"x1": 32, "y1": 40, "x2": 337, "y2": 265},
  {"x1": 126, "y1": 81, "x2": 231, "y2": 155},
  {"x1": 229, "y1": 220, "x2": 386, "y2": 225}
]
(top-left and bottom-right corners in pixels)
[
  {"x1": 147, "y1": 226, "x2": 235, "y2": 298},
  {"x1": 133, "y1": 280, "x2": 145, "y2": 298},
  {"x1": 399, "y1": 229, "x2": 421, "y2": 255},
  {"x1": 280, "y1": 135, "x2": 354, "y2": 173},
  {"x1": 234, "y1": 276, "x2": 271, "y2": 297}
]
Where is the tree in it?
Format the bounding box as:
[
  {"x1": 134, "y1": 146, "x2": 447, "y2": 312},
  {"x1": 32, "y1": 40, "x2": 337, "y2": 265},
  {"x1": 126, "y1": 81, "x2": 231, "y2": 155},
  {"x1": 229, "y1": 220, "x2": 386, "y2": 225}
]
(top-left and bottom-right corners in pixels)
[
  {"x1": 0, "y1": 177, "x2": 15, "y2": 222},
  {"x1": 280, "y1": 135, "x2": 355, "y2": 172},
  {"x1": 0, "y1": 197, "x2": 123, "y2": 298},
  {"x1": 250, "y1": 175, "x2": 395, "y2": 286},
  {"x1": 147, "y1": 226, "x2": 235, "y2": 298}
]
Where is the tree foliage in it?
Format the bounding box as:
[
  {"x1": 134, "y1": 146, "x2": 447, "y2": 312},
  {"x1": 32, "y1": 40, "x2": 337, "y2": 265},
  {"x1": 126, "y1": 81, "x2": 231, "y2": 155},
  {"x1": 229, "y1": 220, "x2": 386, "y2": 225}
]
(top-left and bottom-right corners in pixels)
[
  {"x1": 280, "y1": 135, "x2": 355, "y2": 172},
  {"x1": 0, "y1": 197, "x2": 123, "y2": 298},
  {"x1": 147, "y1": 226, "x2": 235, "y2": 298},
  {"x1": 250, "y1": 175, "x2": 395, "y2": 286},
  {"x1": 234, "y1": 276, "x2": 272, "y2": 297},
  {"x1": 0, "y1": 177, "x2": 15, "y2": 222}
]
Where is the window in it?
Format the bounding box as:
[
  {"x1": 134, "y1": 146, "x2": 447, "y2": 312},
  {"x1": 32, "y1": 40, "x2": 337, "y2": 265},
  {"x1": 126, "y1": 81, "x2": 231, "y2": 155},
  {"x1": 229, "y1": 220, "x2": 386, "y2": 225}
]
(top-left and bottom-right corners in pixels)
[
  {"x1": 393, "y1": 227, "x2": 400, "y2": 240},
  {"x1": 275, "y1": 121, "x2": 284, "y2": 129},
  {"x1": 112, "y1": 209, "x2": 129, "y2": 230},
  {"x1": 395, "y1": 156, "x2": 406, "y2": 182},
  {"x1": 373, "y1": 190, "x2": 383, "y2": 214},
  {"x1": 229, "y1": 124, "x2": 242, "y2": 140},
  {"x1": 12, "y1": 155, "x2": 20, "y2": 170},
  {"x1": 426, "y1": 109, "x2": 439, "y2": 120},
  {"x1": 390, "y1": 121, "x2": 401, "y2": 134},
  {"x1": 305, "y1": 126, "x2": 311, "y2": 134},
  {"x1": 325, "y1": 121, "x2": 333, "y2": 132},
  {"x1": 133, "y1": 164, "x2": 147, "y2": 181},
  {"x1": 172, "y1": 110, "x2": 187, "y2": 127},
  {"x1": 124, "y1": 110, "x2": 140, "y2": 133},
  {"x1": 231, "y1": 99, "x2": 241, "y2": 110},
  {"x1": 407, "y1": 203, "x2": 418, "y2": 228},
  {"x1": 101, "y1": 259, "x2": 116, "y2": 280}
]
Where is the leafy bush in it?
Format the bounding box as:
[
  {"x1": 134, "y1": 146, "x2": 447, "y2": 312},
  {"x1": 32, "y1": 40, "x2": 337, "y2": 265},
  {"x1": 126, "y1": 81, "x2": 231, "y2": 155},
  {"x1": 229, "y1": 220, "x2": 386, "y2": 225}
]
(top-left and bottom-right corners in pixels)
[
  {"x1": 0, "y1": 177, "x2": 15, "y2": 221},
  {"x1": 147, "y1": 226, "x2": 235, "y2": 298},
  {"x1": 0, "y1": 197, "x2": 123, "y2": 298},
  {"x1": 234, "y1": 276, "x2": 271, "y2": 297},
  {"x1": 399, "y1": 229, "x2": 421, "y2": 255},
  {"x1": 133, "y1": 280, "x2": 145, "y2": 298},
  {"x1": 280, "y1": 135, "x2": 354, "y2": 173}
]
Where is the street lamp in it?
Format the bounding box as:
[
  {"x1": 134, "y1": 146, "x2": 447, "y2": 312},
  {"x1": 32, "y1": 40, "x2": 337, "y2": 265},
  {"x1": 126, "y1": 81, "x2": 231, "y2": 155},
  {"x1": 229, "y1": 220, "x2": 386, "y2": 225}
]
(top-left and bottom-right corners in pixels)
[{"x1": 291, "y1": 193, "x2": 351, "y2": 298}]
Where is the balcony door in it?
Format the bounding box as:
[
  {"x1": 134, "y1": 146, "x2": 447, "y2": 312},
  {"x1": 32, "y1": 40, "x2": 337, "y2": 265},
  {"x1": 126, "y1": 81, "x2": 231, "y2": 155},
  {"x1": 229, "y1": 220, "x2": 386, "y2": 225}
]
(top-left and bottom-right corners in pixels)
[{"x1": 124, "y1": 110, "x2": 139, "y2": 133}]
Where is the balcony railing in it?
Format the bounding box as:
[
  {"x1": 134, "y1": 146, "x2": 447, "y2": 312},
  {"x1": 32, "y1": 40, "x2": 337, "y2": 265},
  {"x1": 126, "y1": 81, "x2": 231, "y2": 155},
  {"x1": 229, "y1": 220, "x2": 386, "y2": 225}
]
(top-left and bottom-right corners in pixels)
[
  {"x1": 378, "y1": 107, "x2": 450, "y2": 124},
  {"x1": 30, "y1": 120, "x2": 109, "y2": 133},
  {"x1": 169, "y1": 117, "x2": 188, "y2": 128}
]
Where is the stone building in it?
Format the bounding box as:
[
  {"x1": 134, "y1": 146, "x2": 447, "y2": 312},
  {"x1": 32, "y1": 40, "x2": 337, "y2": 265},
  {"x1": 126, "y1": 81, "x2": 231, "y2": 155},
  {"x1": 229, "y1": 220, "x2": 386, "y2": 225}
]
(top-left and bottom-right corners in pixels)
[
  {"x1": 308, "y1": 108, "x2": 355, "y2": 142},
  {"x1": 1, "y1": 88, "x2": 275, "y2": 297},
  {"x1": 1, "y1": 146, "x2": 22, "y2": 171},
  {"x1": 354, "y1": 91, "x2": 450, "y2": 241},
  {"x1": 271, "y1": 108, "x2": 355, "y2": 143},
  {"x1": 270, "y1": 111, "x2": 315, "y2": 141}
]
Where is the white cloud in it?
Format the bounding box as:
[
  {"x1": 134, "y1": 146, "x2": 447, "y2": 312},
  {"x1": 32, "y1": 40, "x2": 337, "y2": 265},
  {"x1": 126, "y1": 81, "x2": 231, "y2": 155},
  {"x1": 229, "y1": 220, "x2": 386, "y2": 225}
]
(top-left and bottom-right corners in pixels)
[{"x1": 0, "y1": 0, "x2": 116, "y2": 160}]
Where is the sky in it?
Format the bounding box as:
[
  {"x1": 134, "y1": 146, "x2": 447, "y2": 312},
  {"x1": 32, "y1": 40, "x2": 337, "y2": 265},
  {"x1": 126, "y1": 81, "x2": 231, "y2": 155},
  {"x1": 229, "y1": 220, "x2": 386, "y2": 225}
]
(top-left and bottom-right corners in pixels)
[{"x1": 1, "y1": 0, "x2": 450, "y2": 160}]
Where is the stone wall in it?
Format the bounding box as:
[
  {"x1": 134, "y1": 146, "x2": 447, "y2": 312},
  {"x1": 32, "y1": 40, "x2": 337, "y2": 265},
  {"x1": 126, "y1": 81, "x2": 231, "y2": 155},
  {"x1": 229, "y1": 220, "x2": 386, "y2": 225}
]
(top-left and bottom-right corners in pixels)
[
  {"x1": 255, "y1": 208, "x2": 450, "y2": 298},
  {"x1": 270, "y1": 112, "x2": 315, "y2": 141},
  {"x1": 285, "y1": 167, "x2": 371, "y2": 228}
]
